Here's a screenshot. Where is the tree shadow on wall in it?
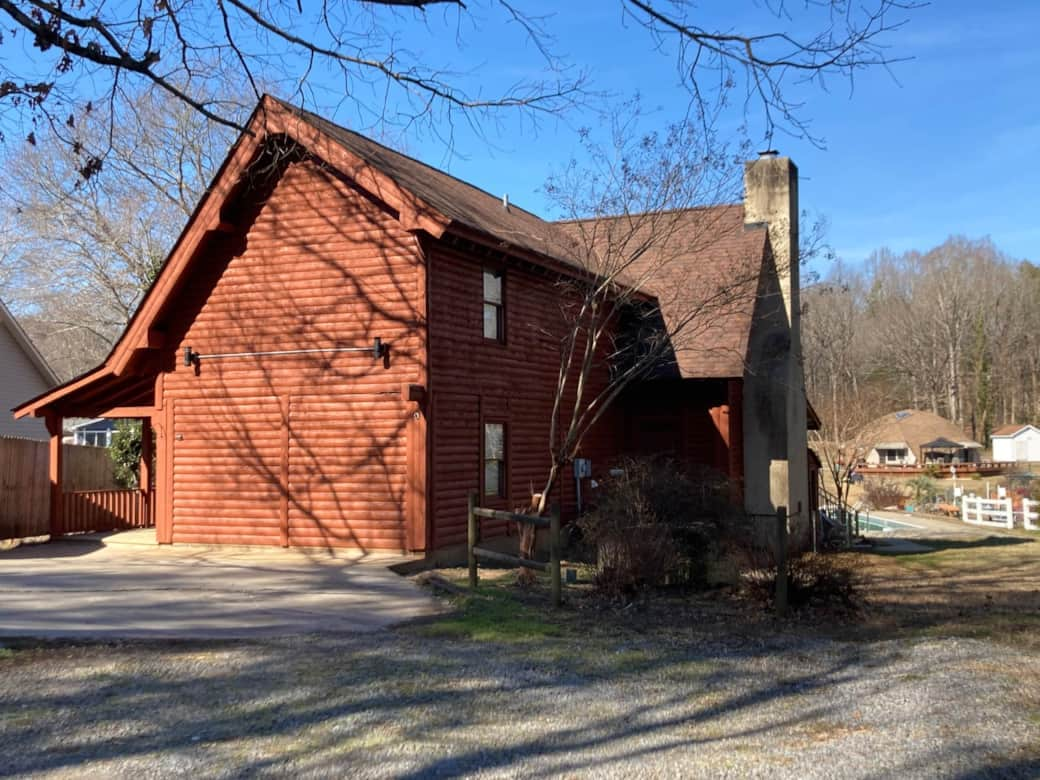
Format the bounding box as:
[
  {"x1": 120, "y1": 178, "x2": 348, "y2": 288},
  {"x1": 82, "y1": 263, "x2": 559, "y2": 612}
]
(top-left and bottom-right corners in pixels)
[{"x1": 157, "y1": 138, "x2": 425, "y2": 554}]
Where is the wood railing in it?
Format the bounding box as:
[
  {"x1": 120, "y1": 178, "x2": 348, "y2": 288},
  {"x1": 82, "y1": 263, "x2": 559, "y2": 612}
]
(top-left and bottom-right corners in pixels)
[
  {"x1": 467, "y1": 491, "x2": 562, "y2": 606},
  {"x1": 61, "y1": 489, "x2": 152, "y2": 534}
]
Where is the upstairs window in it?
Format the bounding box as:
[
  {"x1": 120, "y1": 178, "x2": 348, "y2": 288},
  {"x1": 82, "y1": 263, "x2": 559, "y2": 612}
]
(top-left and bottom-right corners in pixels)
[
  {"x1": 483, "y1": 267, "x2": 504, "y2": 341},
  {"x1": 484, "y1": 422, "x2": 506, "y2": 498}
]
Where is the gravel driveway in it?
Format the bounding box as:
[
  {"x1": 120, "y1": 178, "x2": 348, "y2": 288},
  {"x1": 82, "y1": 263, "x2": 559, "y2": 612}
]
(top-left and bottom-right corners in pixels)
[{"x1": 1, "y1": 630, "x2": 1037, "y2": 778}]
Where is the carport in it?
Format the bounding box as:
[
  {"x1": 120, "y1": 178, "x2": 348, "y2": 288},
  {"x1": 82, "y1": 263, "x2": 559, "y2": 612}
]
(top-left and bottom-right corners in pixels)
[{"x1": 13, "y1": 366, "x2": 157, "y2": 539}]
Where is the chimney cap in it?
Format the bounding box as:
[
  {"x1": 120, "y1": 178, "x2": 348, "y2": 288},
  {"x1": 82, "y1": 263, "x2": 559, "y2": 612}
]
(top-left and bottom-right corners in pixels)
[{"x1": 758, "y1": 149, "x2": 779, "y2": 159}]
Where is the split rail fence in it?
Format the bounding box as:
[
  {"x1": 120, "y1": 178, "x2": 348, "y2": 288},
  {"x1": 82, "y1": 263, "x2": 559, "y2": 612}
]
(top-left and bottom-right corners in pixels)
[{"x1": 467, "y1": 491, "x2": 562, "y2": 606}]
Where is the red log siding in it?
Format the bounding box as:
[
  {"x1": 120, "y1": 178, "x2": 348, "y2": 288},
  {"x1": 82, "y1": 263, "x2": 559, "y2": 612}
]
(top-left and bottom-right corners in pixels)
[
  {"x1": 162, "y1": 158, "x2": 424, "y2": 550},
  {"x1": 427, "y1": 244, "x2": 618, "y2": 548}
]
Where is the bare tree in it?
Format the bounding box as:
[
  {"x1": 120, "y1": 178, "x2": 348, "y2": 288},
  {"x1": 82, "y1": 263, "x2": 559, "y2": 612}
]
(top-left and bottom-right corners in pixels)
[
  {"x1": 0, "y1": 1, "x2": 915, "y2": 167},
  {"x1": 802, "y1": 271, "x2": 884, "y2": 521},
  {"x1": 0, "y1": 85, "x2": 240, "y2": 377},
  {"x1": 805, "y1": 236, "x2": 1039, "y2": 462},
  {"x1": 623, "y1": 0, "x2": 918, "y2": 145},
  {"x1": 503, "y1": 109, "x2": 765, "y2": 579}
]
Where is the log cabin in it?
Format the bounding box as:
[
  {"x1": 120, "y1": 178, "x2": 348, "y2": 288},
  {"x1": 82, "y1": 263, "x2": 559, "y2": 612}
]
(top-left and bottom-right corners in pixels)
[{"x1": 14, "y1": 96, "x2": 813, "y2": 554}]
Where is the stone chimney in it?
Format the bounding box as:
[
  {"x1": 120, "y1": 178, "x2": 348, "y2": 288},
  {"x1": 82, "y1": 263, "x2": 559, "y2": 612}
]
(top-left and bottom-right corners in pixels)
[
  {"x1": 741, "y1": 152, "x2": 810, "y2": 547},
  {"x1": 743, "y1": 152, "x2": 799, "y2": 343}
]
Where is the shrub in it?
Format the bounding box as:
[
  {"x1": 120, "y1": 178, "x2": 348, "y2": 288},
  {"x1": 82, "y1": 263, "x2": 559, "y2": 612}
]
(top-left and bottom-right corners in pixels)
[
  {"x1": 906, "y1": 475, "x2": 939, "y2": 505},
  {"x1": 577, "y1": 457, "x2": 739, "y2": 597},
  {"x1": 110, "y1": 420, "x2": 142, "y2": 489},
  {"x1": 742, "y1": 552, "x2": 858, "y2": 611},
  {"x1": 861, "y1": 477, "x2": 905, "y2": 509}
]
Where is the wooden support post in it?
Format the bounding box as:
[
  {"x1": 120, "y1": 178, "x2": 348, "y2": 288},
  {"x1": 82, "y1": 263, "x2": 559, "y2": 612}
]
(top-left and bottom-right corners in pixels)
[
  {"x1": 775, "y1": 505, "x2": 788, "y2": 618},
  {"x1": 468, "y1": 490, "x2": 479, "y2": 590},
  {"x1": 550, "y1": 502, "x2": 561, "y2": 607},
  {"x1": 45, "y1": 412, "x2": 64, "y2": 538},
  {"x1": 139, "y1": 417, "x2": 153, "y2": 523},
  {"x1": 155, "y1": 400, "x2": 174, "y2": 544}
]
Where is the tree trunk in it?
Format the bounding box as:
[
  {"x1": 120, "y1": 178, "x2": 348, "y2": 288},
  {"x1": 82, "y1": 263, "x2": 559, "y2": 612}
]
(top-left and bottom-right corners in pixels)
[{"x1": 518, "y1": 460, "x2": 561, "y2": 585}]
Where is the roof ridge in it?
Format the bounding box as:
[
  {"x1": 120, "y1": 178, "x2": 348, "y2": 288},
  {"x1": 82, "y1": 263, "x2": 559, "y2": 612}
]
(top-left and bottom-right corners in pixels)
[
  {"x1": 267, "y1": 95, "x2": 549, "y2": 223},
  {"x1": 553, "y1": 202, "x2": 743, "y2": 224}
]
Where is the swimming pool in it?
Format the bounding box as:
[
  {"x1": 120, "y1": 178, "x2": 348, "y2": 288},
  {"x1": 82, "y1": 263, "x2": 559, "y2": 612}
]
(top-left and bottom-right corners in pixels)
[{"x1": 859, "y1": 515, "x2": 925, "y2": 533}]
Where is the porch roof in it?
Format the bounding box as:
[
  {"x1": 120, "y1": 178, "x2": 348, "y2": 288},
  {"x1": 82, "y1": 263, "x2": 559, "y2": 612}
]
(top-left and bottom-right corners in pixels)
[{"x1": 14, "y1": 365, "x2": 155, "y2": 420}]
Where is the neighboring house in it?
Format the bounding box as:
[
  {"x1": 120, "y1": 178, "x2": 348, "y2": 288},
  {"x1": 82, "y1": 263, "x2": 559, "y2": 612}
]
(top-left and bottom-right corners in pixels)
[
  {"x1": 991, "y1": 424, "x2": 1040, "y2": 463},
  {"x1": 862, "y1": 409, "x2": 982, "y2": 467},
  {"x1": 14, "y1": 96, "x2": 810, "y2": 553},
  {"x1": 67, "y1": 418, "x2": 118, "y2": 448},
  {"x1": 0, "y1": 299, "x2": 59, "y2": 441}
]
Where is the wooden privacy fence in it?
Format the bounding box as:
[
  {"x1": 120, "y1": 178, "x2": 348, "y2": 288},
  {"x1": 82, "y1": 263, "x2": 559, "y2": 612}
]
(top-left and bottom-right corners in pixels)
[
  {"x1": 62, "y1": 490, "x2": 151, "y2": 534},
  {"x1": 962, "y1": 496, "x2": 1013, "y2": 529},
  {"x1": 467, "y1": 491, "x2": 562, "y2": 607},
  {"x1": 0, "y1": 437, "x2": 120, "y2": 539}
]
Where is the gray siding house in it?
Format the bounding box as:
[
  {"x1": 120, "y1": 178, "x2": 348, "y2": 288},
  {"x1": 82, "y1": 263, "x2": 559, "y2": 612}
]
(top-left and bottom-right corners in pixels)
[{"x1": 1, "y1": 300, "x2": 58, "y2": 440}]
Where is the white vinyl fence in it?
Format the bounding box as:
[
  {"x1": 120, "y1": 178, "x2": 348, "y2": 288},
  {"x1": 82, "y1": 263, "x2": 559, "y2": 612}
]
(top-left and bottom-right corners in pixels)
[
  {"x1": 1023, "y1": 499, "x2": 1039, "y2": 531},
  {"x1": 961, "y1": 496, "x2": 1013, "y2": 529}
]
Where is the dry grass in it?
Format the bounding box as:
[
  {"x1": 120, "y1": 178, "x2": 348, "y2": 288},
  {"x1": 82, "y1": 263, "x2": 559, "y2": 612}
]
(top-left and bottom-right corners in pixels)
[{"x1": 844, "y1": 534, "x2": 1040, "y2": 650}]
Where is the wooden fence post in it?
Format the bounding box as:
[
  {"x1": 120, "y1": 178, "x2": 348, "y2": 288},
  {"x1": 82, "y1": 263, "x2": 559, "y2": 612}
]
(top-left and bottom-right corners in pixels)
[
  {"x1": 775, "y1": 505, "x2": 788, "y2": 618},
  {"x1": 550, "y1": 502, "x2": 561, "y2": 607},
  {"x1": 467, "y1": 490, "x2": 478, "y2": 590}
]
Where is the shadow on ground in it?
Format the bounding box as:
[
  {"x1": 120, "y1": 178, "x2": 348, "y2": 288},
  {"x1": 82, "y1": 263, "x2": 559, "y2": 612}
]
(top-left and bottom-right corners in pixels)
[{"x1": 0, "y1": 627, "x2": 1035, "y2": 778}]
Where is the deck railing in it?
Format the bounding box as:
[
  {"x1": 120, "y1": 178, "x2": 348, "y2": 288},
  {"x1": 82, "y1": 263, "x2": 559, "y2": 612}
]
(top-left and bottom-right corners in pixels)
[{"x1": 61, "y1": 489, "x2": 152, "y2": 534}]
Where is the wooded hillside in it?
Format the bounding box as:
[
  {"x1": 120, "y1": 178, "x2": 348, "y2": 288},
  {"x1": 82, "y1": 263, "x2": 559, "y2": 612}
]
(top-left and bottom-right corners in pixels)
[{"x1": 804, "y1": 236, "x2": 1039, "y2": 444}]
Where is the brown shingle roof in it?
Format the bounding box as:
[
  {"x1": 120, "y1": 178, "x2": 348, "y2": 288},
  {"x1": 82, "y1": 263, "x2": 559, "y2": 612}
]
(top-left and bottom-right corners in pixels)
[
  {"x1": 272, "y1": 98, "x2": 584, "y2": 267},
  {"x1": 992, "y1": 424, "x2": 1035, "y2": 437},
  {"x1": 275, "y1": 98, "x2": 767, "y2": 379},
  {"x1": 555, "y1": 207, "x2": 767, "y2": 378},
  {"x1": 864, "y1": 410, "x2": 982, "y2": 455}
]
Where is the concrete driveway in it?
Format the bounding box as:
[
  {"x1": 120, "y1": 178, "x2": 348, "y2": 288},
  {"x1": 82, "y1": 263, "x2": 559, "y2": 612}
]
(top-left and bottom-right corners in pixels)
[{"x1": 0, "y1": 534, "x2": 441, "y2": 639}]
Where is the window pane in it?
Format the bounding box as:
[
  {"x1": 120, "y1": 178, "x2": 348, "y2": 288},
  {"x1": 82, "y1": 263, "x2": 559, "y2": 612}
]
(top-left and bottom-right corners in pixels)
[
  {"x1": 483, "y1": 303, "x2": 499, "y2": 340},
  {"x1": 483, "y1": 269, "x2": 502, "y2": 304},
  {"x1": 484, "y1": 460, "x2": 500, "y2": 496},
  {"x1": 485, "y1": 423, "x2": 504, "y2": 460}
]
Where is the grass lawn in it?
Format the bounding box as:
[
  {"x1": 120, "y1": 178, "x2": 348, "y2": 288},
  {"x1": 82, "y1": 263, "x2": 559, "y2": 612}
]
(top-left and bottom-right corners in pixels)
[
  {"x1": 848, "y1": 533, "x2": 1040, "y2": 649},
  {"x1": 415, "y1": 531, "x2": 1040, "y2": 651}
]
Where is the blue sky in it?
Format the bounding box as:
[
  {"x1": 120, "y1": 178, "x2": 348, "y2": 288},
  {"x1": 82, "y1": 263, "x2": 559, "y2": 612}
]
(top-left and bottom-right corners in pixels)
[
  {"x1": 357, "y1": 1, "x2": 1040, "y2": 276},
  {"x1": 3, "y1": 1, "x2": 1035, "y2": 275}
]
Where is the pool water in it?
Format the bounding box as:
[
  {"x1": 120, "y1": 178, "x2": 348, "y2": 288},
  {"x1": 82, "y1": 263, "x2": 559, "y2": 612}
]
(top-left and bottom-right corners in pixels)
[{"x1": 859, "y1": 515, "x2": 924, "y2": 533}]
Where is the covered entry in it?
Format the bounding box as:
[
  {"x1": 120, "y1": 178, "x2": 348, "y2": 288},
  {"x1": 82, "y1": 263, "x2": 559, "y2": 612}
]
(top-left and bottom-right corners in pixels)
[{"x1": 15, "y1": 369, "x2": 156, "y2": 537}]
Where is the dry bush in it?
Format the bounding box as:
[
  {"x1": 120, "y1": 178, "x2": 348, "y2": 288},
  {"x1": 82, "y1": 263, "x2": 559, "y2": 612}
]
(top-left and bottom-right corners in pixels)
[
  {"x1": 577, "y1": 457, "x2": 739, "y2": 598},
  {"x1": 861, "y1": 477, "x2": 905, "y2": 509},
  {"x1": 742, "y1": 552, "x2": 859, "y2": 611}
]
